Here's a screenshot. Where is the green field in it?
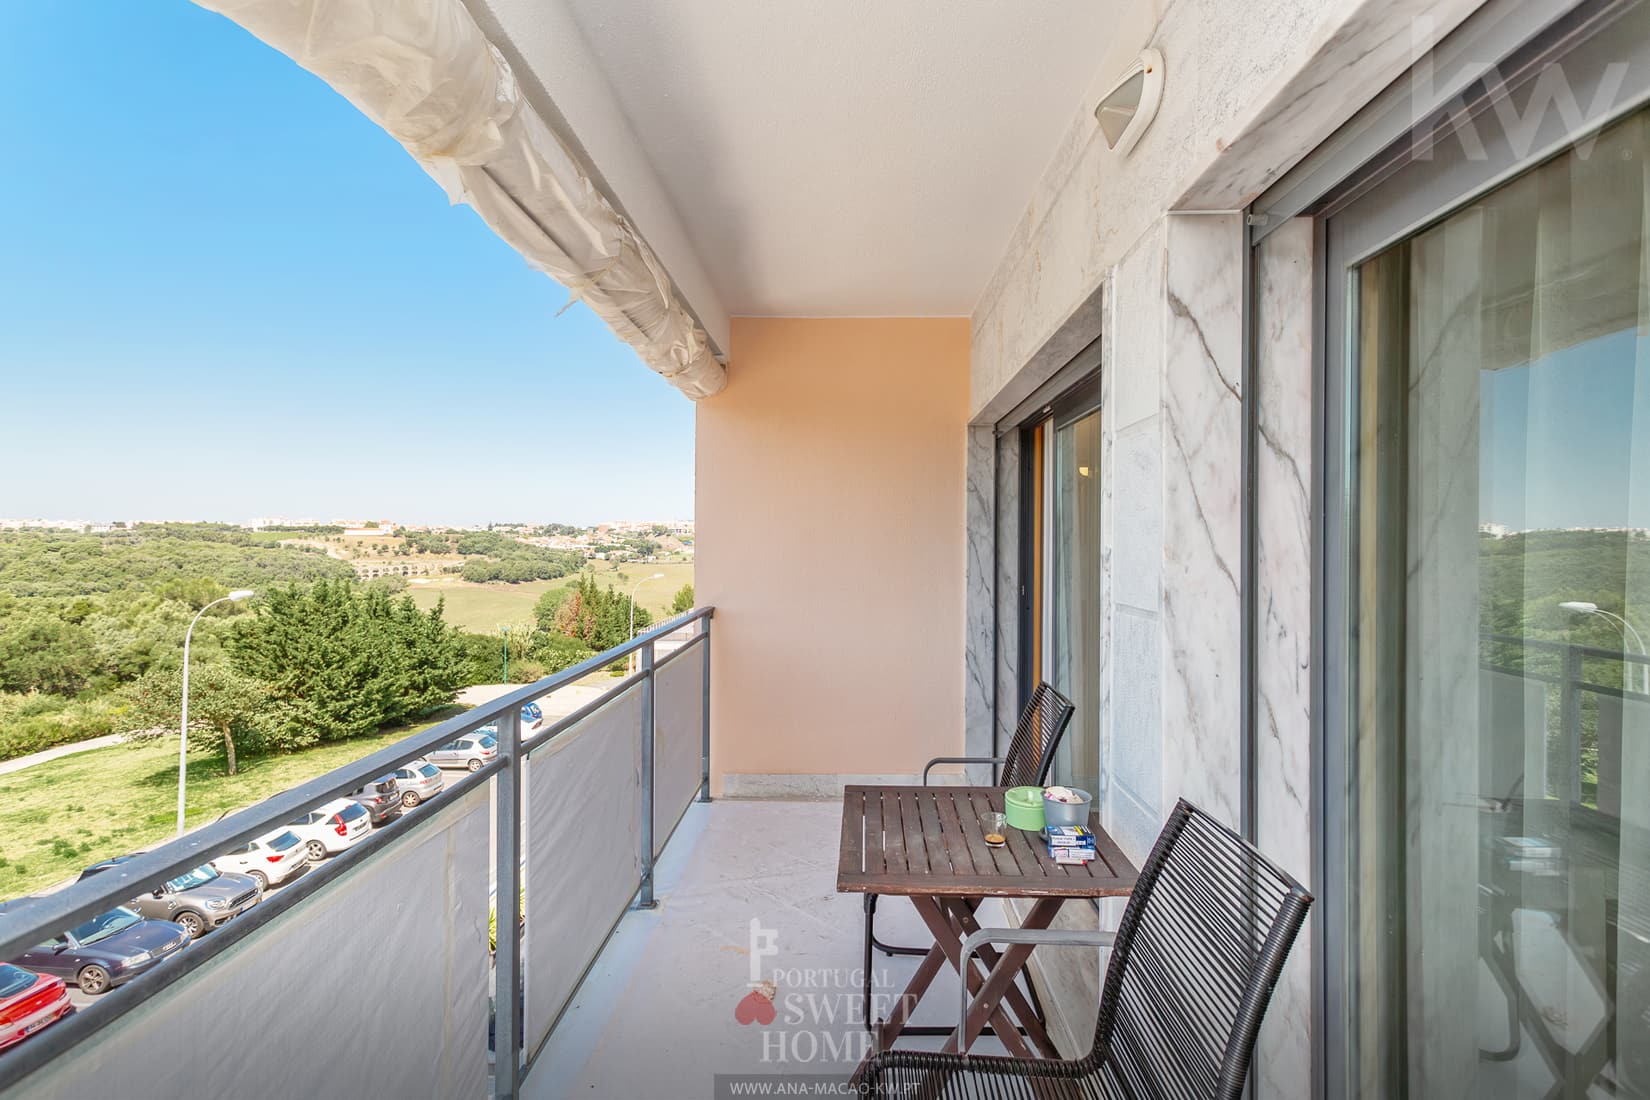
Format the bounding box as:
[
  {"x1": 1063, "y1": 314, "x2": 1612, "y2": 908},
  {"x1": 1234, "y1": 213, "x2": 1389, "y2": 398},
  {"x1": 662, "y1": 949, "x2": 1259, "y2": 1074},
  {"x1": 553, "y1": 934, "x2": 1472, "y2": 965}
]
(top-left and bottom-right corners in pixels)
[
  {"x1": 0, "y1": 709, "x2": 462, "y2": 900},
  {"x1": 407, "y1": 561, "x2": 695, "y2": 633}
]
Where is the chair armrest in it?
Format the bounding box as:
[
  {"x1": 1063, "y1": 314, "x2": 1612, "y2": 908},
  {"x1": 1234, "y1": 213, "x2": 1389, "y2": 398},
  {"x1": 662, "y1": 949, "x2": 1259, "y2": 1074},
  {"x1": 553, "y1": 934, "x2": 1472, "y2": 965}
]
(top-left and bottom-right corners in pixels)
[
  {"x1": 921, "y1": 755, "x2": 1006, "y2": 786},
  {"x1": 957, "y1": 927, "x2": 1116, "y2": 1052}
]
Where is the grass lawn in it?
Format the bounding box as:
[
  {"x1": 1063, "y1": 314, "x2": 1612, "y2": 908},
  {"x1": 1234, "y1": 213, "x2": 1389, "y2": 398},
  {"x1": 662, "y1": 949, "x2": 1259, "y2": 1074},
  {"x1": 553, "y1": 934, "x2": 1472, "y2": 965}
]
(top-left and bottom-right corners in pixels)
[
  {"x1": 408, "y1": 561, "x2": 695, "y2": 634},
  {"x1": 0, "y1": 708, "x2": 464, "y2": 901}
]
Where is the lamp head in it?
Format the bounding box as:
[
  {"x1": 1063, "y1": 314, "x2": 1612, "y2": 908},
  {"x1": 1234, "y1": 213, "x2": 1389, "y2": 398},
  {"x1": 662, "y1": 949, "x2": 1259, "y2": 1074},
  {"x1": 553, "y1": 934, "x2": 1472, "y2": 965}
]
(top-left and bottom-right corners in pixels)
[
  {"x1": 1560, "y1": 601, "x2": 1599, "y2": 614},
  {"x1": 228, "y1": 589, "x2": 255, "y2": 602}
]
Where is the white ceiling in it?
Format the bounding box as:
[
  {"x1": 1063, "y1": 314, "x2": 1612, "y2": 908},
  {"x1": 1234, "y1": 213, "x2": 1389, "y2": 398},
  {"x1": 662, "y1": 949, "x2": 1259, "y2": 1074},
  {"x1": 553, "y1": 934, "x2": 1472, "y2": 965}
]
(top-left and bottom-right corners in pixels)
[{"x1": 478, "y1": 0, "x2": 1115, "y2": 318}]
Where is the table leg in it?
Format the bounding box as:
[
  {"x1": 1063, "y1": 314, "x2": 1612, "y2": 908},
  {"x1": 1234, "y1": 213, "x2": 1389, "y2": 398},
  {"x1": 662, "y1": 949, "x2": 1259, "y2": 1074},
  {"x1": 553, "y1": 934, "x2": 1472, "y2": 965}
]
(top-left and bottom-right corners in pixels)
[
  {"x1": 875, "y1": 943, "x2": 948, "y2": 1051},
  {"x1": 942, "y1": 897, "x2": 1060, "y2": 1058},
  {"x1": 946, "y1": 896, "x2": 1066, "y2": 1055},
  {"x1": 909, "y1": 895, "x2": 1036, "y2": 1060}
]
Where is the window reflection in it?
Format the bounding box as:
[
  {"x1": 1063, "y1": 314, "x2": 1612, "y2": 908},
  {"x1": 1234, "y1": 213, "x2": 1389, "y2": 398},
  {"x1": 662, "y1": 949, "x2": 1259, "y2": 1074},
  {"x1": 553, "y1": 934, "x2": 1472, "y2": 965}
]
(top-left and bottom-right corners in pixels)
[{"x1": 1351, "y1": 111, "x2": 1650, "y2": 1098}]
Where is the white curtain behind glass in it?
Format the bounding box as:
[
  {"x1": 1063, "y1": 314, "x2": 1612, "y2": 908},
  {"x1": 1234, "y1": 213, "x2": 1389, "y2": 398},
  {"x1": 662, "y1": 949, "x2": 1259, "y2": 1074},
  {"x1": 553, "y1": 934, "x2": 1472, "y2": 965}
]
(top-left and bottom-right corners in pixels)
[{"x1": 1400, "y1": 110, "x2": 1650, "y2": 1098}]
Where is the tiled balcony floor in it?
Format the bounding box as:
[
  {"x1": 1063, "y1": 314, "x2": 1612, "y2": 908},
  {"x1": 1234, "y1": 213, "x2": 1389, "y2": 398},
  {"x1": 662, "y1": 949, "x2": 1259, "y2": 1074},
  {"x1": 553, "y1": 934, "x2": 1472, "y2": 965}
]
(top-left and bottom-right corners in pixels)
[{"x1": 524, "y1": 799, "x2": 1016, "y2": 1099}]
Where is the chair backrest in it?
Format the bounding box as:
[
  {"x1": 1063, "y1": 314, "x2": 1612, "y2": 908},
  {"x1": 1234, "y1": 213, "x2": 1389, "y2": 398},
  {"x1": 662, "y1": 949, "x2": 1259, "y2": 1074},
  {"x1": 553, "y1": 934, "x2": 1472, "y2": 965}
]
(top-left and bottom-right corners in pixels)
[
  {"x1": 998, "y1": 682, "x2": 1076, "y2": 789},
  {"x1": 1092, "y1": 799, "x2": 1312, "y2": 1100}
]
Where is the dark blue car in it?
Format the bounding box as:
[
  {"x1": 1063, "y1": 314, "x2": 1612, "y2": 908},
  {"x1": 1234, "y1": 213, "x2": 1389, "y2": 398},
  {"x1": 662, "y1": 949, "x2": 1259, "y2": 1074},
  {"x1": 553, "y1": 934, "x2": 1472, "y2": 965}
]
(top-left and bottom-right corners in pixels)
[{"x1": 5, "y1": 905, "x2": 190, "y2": 995}]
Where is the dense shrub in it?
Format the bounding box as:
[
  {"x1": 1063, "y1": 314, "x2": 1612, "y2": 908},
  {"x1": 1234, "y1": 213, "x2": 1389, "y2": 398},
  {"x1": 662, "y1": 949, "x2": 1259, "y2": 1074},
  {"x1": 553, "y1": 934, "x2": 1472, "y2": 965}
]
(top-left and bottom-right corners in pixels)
[
  {"x1": 0, "y1": 693, "x2": 130, "y2": 760},
  {"x1": 229, "y1": 580, "x2": 466, "y2": 748}
]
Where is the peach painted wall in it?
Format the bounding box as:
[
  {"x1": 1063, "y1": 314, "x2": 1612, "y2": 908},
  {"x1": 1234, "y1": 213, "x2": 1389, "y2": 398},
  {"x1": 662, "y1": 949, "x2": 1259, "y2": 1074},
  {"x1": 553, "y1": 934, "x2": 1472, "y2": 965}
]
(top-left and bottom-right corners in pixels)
[{"x1": 696, "y1": 317, "x2": 971, "y2": 794}]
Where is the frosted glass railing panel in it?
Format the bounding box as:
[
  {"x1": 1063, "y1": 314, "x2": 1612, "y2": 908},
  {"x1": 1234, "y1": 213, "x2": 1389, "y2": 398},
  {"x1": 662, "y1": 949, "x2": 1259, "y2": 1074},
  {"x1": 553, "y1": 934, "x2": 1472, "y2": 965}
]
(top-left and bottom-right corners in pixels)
[
  {"x1": 522, "y1": 685, "x2": 642, "y2": 1055},
  {"x1": 13, "y1": 786, "x2": 492, "y2": 1100},
  {"x1": 653, "y1": 639, "x2": 706, "y2": 855}
]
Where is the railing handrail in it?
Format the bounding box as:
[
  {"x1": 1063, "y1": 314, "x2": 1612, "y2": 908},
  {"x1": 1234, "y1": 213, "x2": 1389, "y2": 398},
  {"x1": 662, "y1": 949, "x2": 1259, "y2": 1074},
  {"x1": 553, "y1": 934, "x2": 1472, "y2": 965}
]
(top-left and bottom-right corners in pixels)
[
  {"x1": 0, "y1": 605, "x2": 714, "y2": 964},
  {"x1": 1481, "y1": 631, "x2": 1650, "y2": 666}
]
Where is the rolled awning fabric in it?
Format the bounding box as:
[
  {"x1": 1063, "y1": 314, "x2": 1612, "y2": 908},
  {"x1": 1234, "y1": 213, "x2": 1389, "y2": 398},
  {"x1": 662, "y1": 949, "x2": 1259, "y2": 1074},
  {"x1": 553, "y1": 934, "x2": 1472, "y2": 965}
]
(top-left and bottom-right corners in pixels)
[{"x1": 195, "y1": 0, "x2": 726, "y2": 399}]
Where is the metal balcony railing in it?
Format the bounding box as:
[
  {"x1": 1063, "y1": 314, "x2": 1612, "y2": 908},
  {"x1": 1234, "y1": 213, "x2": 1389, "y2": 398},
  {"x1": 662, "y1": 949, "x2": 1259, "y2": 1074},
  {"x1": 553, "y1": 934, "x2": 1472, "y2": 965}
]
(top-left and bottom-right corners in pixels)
[
  {"x1": 1480, "y1": 632, "x2": 1649, "y2": 810},
  {"x1": 0, "y1": 606, "x2": 714, "y2": 1100}
]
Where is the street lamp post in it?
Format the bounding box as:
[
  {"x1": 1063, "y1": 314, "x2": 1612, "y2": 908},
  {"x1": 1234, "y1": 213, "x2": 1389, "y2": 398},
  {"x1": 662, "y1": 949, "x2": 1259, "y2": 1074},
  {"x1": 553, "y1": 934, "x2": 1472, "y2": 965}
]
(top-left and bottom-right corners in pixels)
[
  {"x1": 1560, "y1": 600, "x2": 1649, "y2": 694},
  {"x1": 179, "y1": 589, "x2": 255, "y2": 836},
  {"x1": 628, "y1": 573, "x2": 666, "y2": 673}
]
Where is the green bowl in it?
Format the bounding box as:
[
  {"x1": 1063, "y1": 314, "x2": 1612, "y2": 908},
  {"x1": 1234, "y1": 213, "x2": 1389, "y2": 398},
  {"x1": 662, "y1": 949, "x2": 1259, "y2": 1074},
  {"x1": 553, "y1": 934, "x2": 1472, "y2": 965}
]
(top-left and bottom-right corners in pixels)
[{"x1": 1004, "y1": 786, "x2": 1047, "y2": 832}]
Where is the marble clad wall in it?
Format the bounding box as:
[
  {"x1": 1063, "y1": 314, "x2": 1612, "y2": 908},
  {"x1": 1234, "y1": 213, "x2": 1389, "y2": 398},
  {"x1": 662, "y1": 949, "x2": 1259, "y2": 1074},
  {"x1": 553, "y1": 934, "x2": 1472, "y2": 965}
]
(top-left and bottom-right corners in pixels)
[
  {"x1": 964, "y1": 425, "x2": 996, "y2": 773},
  {"x1": 1253, "y1": 217, "x2": 1316, "y2": 1098},
  {"x1": 966, "y1": 209, "x2": 1318, "y2": 1096},
  {"x1": 1160, "y1": 214, "x2": 1245, "y2": 829},
  {"x1": 1102, "y1": 223, "x2": 1168, "y2": 865},
  {"x1": 994, "y1": 430, "x2": 1021, "y2": 755}
]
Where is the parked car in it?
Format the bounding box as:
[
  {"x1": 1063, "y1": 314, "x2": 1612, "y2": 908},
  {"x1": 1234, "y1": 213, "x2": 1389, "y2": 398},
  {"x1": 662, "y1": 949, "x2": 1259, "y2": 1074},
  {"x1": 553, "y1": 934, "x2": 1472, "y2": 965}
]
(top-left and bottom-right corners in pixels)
[
  {"x1": 79, "y1": 857, "x2": 261, "y2": 939},
  {"x1": 0, "y1": 964, "x2": 73, "y2": 1050},
  {"x1": 285, "y1": 799, "x2": 372, "y2": 863},
  {"x1": 346, "y1": 775, "x2": 404, "y2": 826},
  {"x1": 210, "y1": 829, "x2": 309, "y2": 890},
  {"x1": 392, "y1": 759, "x2": 445, "y2": 808},
  {"x1": 520, "y1": 701, "x2": 544, "y2": 730},
  {"x1": 429, "y1": 731, "x2": 499, "y2": 772},
  {"x1": 2, "y1": 905, "x2": 190, "y2": 995}
]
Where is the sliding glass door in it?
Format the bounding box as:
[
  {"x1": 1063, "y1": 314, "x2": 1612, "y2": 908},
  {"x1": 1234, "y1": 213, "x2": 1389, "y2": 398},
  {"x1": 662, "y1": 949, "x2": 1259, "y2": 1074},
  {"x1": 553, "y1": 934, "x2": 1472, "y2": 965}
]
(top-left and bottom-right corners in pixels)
[
  {"x1": 1324, "y1": 17, "x2": 1650, "y2": 1095},
  {"x1": 1021, "y1": 376, "x2": 1102, "y2": 795},
  {"x1": 1048, "y1": 403, "x2": 1102, "y2": 794}
]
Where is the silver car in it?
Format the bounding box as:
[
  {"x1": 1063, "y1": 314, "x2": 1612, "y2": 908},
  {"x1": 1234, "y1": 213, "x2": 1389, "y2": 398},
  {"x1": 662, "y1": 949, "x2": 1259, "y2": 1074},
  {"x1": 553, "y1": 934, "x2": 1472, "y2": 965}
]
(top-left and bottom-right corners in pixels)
[
  {"x1": 428, "y1": 731, "x2": 499, "y2": 772},
  {"x1": 392, "y1": 759, "x2": 445, "y2": 808}
]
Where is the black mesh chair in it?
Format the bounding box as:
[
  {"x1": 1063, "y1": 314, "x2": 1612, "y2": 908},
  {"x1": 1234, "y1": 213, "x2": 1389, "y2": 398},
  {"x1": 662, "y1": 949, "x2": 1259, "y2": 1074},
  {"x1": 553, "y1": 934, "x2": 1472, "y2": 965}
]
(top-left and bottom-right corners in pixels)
[
  {"x1": 867, "y1": 683, "x2": 1076, "y2": 960},
  {"x1": 918, "y1": 681, "x2": 1078, "y2": 790},
  {"x1": 861, "y1": 684, "x2": 1076, "y2": 1035},
  {"x1": 856, "y1": 799, "x2": 1313, "y2": 1099}
]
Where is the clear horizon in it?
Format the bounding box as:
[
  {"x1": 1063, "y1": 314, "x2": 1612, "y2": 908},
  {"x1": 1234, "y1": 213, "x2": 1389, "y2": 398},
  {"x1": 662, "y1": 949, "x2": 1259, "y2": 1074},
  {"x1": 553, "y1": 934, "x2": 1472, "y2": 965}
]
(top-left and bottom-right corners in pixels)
[{"x1": 0, "y1": 4, "x2": 694, "y2": 529}]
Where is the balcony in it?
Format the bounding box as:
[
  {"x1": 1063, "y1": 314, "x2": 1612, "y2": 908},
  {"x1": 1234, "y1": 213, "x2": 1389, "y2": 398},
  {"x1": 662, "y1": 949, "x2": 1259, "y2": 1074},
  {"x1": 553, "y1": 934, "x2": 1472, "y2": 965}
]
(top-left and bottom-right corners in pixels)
[{"x1": 2, "y1": 615, "x2": 1641, "y2": 1100}]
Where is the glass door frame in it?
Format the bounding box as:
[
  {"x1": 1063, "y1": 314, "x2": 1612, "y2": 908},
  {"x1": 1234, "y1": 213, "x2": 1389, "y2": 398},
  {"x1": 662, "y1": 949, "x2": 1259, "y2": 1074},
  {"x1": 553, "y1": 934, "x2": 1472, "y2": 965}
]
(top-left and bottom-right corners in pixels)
[
  {"x1": 1312, "y1": 3, "x2": 1650, "y2": 1094},
  {"x1": 1017, "y1": 373, "x2": 1103, "y2": 720}
]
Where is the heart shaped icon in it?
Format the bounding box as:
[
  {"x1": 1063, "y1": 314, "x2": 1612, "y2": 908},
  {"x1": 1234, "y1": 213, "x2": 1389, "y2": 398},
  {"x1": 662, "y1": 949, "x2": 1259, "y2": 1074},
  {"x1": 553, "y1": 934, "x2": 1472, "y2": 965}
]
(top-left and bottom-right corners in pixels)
[{"x1": 734, "y1": 988, "x2": 776, "y2": 1025}]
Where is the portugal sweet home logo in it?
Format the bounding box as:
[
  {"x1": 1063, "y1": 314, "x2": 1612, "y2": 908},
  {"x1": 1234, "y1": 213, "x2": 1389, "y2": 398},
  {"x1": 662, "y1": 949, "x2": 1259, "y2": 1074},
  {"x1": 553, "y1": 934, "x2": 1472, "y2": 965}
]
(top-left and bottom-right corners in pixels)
[
  {"x1": 734, "y1": 917, "x2": 780, "y2": 1025},
  {"x1": 731, "y1": 916, "x2": 889, "y2": 1066}
]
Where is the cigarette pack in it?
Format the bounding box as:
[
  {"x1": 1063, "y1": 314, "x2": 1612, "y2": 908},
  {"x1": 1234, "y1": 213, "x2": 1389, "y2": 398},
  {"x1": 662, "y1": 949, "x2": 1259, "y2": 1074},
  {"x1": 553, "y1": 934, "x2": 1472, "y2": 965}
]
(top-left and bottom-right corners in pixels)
[{"x1": 1043, "y1": 826, "x2": 1096, "y2": 849}]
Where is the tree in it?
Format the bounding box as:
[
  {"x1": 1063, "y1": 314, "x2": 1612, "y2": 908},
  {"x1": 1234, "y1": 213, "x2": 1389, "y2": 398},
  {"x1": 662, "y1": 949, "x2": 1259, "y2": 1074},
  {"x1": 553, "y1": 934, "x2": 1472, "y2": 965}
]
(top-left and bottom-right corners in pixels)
[
  {"x1": 532, "y1": 586, "x2": 572, "y2": 632},
  {"x1": 0, "y1": 615, "x2": 98, "y2": 696},
  {"x1": 530, "y1": 632, "x2": 596, "y2": 673},
  {"x1": 550, "y1": 570, "x2": 651, "y2": 652},
  {"x1": 127, "y1": 663, "x2": 272, "y2": 775},
  {"x1": 229, "y1": 579, "x2": 465, "y2": 748},
  {"x1": 454, "y1": 631, "x2": 508, "y2": 686},
  {"x1": 156, "y1": 577, "x2": 230, "y2": 611},
  {"x1": 670, "y1": 583, "x2": 695, "y2": 615}
]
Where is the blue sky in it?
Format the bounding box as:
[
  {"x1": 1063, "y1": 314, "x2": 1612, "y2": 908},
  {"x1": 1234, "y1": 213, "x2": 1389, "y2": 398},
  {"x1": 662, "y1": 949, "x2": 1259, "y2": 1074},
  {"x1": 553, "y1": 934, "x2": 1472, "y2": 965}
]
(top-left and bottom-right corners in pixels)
[
  {"x1": 0, "y1": 2, "x2": 694, "y2": 526},
  {"x1": 1480, "y1": 328, "x2": 1650, "y2": 532}
]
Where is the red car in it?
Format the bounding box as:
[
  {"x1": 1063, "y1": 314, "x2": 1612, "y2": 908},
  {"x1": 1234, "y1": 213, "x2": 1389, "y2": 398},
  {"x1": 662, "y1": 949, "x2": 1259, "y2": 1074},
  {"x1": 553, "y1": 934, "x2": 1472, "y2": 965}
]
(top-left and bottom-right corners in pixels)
[{"x1": 0, "y1": 963, "x2": 73, "y2": 1051}]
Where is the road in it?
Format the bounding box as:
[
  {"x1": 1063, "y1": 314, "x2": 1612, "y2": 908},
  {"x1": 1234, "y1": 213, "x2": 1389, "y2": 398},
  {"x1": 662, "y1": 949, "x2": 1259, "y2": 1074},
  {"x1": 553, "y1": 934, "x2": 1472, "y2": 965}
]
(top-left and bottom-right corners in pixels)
[{"x1": 0, "y1": 735, "x2": 125, "y2": 777}]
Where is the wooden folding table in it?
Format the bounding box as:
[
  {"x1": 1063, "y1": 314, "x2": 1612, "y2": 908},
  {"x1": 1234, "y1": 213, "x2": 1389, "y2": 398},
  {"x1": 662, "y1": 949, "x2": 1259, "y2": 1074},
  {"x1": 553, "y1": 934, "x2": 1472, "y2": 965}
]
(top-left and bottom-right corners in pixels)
[{"x1": 836, "y1": 785, "x2": 1138, "y2": 1058}]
